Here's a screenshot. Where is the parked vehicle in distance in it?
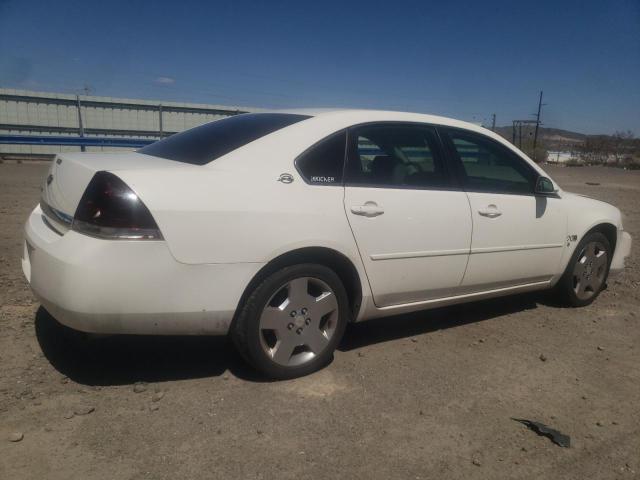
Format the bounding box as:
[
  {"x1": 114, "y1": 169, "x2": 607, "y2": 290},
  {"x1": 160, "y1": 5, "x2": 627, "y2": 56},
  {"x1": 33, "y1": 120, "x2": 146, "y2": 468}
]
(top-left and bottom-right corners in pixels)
[{"x1": 22, "y1": 110, "x2": 632, "y2": 378}]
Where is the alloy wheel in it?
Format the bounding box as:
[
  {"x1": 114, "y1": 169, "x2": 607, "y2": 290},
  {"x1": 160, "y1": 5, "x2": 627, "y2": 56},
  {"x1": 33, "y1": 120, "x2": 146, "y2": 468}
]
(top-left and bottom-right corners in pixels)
[
  {"x1": 258, "y1": 276, "x2": 339, "y2": 367},
  {"x1": 572, "y1": 241, "x2": 608, "y2": 301}
]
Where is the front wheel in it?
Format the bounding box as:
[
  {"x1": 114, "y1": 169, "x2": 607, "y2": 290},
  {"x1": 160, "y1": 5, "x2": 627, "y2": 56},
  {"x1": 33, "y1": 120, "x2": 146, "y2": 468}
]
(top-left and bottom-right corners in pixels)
[
  {"x1": 231, "y1": 264, "x2": 349, "y2": 379},
  {"x1": 555, "y1": 232, "x2": 611, "y2": 307}
]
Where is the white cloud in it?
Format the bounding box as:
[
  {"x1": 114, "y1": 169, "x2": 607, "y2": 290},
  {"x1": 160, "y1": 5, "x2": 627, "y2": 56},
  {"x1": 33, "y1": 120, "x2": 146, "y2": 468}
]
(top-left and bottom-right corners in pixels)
[{"x1": 154, "y1": 76, "x2": 175, "y2": 85}]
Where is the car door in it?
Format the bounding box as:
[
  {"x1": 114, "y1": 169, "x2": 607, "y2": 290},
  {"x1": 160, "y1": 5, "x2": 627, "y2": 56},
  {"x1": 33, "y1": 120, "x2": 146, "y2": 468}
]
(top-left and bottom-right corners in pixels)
[
  {"x1": 440, "y1": 127, "x2": 567, "y2": 291},
  {"x1": 343, "y1": 123, "x2": 472, "y2": 307}
]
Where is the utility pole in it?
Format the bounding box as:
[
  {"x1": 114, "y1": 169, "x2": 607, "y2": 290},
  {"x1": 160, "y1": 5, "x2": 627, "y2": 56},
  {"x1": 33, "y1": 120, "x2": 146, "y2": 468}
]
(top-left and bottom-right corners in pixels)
[
  {"x1": 491, "y1": 113, "x2": 496, "y2": 131},
  {"x1": 512, "y1": 120, "x2": 516, "y2": 144},
  {"x1": 76, "y1": 94, "x2": 85, "y2": 152},
  {"x1": 519, "y1": 122, "x2": 523, "y2": 148},
  {"x1": 532, "y1": 90, "x2": 544, "y2": 161},
  {"x1": 158, "y1": 104, "x2": 163, "y2": 138}
]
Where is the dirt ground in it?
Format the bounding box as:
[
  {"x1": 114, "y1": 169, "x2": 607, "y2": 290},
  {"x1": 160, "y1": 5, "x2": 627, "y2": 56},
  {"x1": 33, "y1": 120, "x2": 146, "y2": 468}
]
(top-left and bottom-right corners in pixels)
[{"x1": 0, "y1": 162, "x2": 638, "y2": 480}]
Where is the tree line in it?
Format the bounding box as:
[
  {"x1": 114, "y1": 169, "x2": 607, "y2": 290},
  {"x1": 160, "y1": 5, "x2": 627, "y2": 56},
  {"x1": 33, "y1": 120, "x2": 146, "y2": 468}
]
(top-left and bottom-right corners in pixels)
[{"x1": 575, "y1": 131, "x2": 640, "y2": 168}]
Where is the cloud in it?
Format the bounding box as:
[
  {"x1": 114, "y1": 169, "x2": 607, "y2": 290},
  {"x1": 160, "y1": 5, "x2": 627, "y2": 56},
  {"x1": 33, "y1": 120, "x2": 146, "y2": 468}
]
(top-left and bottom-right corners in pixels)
[{"x1": 154, "y1": 76, "x2": 175, "y2": 85}]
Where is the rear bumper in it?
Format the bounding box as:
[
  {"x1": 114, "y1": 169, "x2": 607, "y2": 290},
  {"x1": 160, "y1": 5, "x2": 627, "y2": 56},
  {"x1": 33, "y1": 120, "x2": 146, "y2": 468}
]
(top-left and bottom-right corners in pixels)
[
  {"x1": 22, "y1": 206, "x2": 262, "y2": 335},
  {"x1": 609, "y1": 230, "x2": 632, "y2": 277}
]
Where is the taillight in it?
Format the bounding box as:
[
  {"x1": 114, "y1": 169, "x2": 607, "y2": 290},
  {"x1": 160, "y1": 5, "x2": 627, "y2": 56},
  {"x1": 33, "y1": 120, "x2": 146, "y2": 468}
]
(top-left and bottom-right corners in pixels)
[{"x1": 72, "y1": 171, "x2": 163, "y2": 240}]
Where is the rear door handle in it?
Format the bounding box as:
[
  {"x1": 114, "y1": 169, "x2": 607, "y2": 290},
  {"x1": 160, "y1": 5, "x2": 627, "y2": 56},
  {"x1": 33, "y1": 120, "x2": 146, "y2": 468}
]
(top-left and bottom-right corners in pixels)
[
  {"x1": 478, "y1": 204, "x2": 502, "y2": 218},
  {"x1": 351, "y1": 201, "x2": 384, "y2": 218}
]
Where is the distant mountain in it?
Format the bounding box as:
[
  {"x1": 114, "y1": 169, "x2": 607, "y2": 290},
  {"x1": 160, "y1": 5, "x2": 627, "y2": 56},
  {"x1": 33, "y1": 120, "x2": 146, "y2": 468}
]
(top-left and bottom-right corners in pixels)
[{"x1": 494, "y1": 126, "x2": 586, "y2": 150}]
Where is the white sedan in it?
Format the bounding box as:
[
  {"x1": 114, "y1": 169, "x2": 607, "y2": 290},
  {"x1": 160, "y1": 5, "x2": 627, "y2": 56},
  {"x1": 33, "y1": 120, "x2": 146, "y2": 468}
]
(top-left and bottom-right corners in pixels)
[{"x1": 22, "y1": 110, "x2": 632, "y2": 378}]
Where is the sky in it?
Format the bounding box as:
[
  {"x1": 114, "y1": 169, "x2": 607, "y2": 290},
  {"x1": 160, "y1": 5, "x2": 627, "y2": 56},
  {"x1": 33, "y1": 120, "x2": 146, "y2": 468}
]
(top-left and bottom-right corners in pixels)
[{"x1": 0, "y1": 0, "x2": 638, "y2": 135}]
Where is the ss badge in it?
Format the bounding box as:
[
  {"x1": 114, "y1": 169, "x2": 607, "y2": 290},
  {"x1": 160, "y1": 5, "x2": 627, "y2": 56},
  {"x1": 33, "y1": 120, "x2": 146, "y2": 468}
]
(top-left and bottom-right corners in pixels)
[{"x1": 277, "y1": 173, "x2": 294, "y2": 184}]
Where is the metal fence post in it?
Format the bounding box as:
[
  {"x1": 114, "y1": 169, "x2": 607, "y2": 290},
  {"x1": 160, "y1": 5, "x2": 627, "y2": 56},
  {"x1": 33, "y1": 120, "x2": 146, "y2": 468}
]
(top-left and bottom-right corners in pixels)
[{"x1": 76, "y1": 95, "x2": 85, "y2": 152}]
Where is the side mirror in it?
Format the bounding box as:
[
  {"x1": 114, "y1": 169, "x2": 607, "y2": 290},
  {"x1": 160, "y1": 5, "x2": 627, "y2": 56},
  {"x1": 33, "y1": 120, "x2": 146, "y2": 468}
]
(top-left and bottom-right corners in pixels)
[{"x1": 535, "y1": 176, "x2": 557, "y2": 194}]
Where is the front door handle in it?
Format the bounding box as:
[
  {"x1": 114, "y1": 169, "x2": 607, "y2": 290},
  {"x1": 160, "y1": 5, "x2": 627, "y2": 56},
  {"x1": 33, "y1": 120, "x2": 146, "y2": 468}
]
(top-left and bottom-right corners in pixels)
[
  {"x1": 351, "y1": 201, "x2": 384, "y2": 218},
  {"x1": 478, "y1": 204, "x2": 502, "y2": 218}
]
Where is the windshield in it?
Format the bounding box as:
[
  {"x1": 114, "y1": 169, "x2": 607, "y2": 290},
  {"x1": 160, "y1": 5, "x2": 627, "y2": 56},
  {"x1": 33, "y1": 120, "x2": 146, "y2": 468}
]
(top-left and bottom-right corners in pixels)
[{"x1": 138, "y1": 113, "x2": 310, "y2": 165}]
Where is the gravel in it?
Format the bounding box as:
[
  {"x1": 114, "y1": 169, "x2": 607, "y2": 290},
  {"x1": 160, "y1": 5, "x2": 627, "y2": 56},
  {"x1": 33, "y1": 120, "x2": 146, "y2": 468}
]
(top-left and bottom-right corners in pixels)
[
  {"x1": 1, "y1": 163, "x2": 639, "y2": 479},
  {"x1": 8, "y1": 432, "x2": 24, "y2": 443}
]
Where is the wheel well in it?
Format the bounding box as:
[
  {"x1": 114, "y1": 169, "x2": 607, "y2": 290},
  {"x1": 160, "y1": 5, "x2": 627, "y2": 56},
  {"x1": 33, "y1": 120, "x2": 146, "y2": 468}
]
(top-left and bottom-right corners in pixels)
[
  {"x1": 587, "y1": 223, "x2": 617, "y2": 253},
  {"x1": 232, "y1": 247, "x2": 363, "y2": 327}
]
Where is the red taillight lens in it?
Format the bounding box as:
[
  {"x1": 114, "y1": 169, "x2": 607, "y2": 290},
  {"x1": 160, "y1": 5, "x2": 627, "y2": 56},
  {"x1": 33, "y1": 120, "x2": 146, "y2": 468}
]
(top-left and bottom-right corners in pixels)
[{"x1": 72, "y1": 171, "x2": 163, "y2": 240}]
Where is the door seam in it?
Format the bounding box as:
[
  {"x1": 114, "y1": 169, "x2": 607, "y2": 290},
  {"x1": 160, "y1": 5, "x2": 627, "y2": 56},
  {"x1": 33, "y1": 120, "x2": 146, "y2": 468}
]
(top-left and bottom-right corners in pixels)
[
  {"x1": 459, "y1": 191, "x2": 474, "y2": 286},
  {"x1": 341, "y1": 185, "x2": 379, "y2": 309}
]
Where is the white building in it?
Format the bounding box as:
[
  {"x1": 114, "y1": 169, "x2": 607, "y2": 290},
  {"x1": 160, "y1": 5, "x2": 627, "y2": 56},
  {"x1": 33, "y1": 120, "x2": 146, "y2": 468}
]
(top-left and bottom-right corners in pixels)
[
  {"x1": 0, "y1": 88, "x2": 259, "y2": 157},
  {"x1": 546, "y1": 150, "x2": 578, "y2": 164}
]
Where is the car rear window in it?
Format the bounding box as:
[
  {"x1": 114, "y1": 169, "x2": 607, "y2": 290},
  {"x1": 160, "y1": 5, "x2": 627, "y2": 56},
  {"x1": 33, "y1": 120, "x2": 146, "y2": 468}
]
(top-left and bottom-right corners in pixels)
[{"x1": 138, "y1": 113, "x2": 311, "y2": 165}]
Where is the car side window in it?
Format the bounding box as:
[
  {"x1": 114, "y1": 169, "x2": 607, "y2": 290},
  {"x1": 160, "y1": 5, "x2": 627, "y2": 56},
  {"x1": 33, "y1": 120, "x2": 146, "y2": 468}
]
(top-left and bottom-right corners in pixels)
[
  {"x1": 345, "y1": 124, "x2": 451, "y2": 189},
  {"x1": 443, "y1": 129, "x2": 537, "y2": 194},
  {"x1": 296, "y1": 130, "x2": 346, "y2": 185}
]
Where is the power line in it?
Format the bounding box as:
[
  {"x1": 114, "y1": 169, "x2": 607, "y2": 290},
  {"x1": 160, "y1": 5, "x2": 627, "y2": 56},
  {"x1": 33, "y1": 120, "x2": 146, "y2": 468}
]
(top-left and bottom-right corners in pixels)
[{"x1": 3, "y1": 52, "x2": 495, "y2": 116}]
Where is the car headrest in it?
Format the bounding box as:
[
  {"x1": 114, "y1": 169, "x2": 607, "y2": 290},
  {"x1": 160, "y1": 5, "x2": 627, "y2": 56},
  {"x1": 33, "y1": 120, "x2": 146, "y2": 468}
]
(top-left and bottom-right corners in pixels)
[{"x1": 370, "y1": 155, "x2": 399, "y2": 180}]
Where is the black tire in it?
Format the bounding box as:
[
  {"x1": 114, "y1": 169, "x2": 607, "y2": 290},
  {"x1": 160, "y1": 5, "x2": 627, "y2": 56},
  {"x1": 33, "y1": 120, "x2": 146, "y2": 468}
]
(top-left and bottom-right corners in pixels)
[
  {"x1": 231, "y1": 263, "x2": 349, "y2": 379},
  {"x1": 554, "y1": 231, "x2": 611, "y2": 307}
]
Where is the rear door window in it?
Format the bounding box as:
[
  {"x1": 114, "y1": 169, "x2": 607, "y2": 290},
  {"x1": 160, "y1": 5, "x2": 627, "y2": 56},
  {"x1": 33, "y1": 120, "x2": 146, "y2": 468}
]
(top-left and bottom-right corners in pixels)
[
  {"x1": 345, "y1": 124, "x2": 451, "y2": 189},
  {"x1": 139, "y1": 113, "x2": 310, "y2": 165}
]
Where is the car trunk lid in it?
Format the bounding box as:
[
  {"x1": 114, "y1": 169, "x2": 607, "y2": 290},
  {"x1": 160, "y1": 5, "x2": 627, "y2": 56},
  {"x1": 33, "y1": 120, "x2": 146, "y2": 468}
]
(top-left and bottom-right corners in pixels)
[{"x1": 40, "y1": 152, "x2": 187, "y2": 234}]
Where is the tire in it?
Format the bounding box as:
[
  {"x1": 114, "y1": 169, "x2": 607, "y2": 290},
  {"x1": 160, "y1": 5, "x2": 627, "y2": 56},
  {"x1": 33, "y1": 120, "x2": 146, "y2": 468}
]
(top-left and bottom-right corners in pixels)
[
  {"x1": 555, "y1": 231, "x2": 611, "y2": 307},
  {"x1": 231, "y1": 263, "x2": 349, "y2": 379}
]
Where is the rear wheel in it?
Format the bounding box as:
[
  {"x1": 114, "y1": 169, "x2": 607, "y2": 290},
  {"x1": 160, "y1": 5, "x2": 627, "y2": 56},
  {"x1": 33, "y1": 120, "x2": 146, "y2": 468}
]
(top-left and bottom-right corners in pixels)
[
  {"x1": 555, "y1": 232, "x2": 611, "y2": 307},
  {"x1": 232, "y1": 264, "x2": 349, "y2": 379}
]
